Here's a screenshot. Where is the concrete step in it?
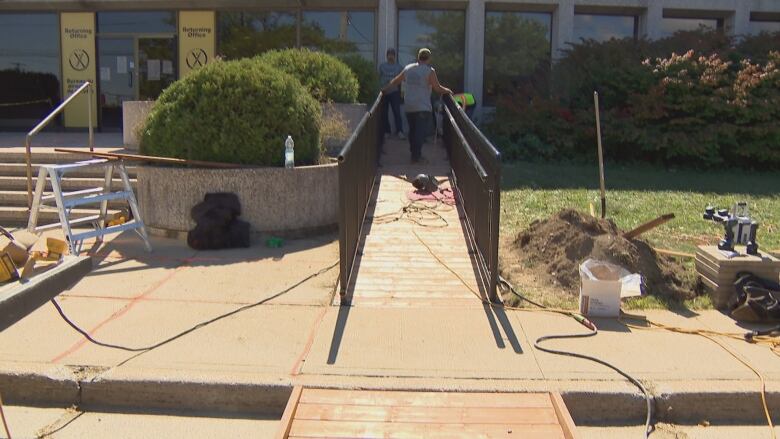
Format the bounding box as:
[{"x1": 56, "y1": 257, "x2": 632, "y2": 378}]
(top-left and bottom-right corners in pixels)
[
  {"x1": 0, "y1": 206, "x2": 119, "y2": 227},
  {"x1": 0, "y1": 176, "x2": 136, "y2": 192},
  {"x1": 0, "y1": 162, "x2": 137, "y2": 178},
  {"x1": 0, "y1": 190, "x2": 131, "y2": 208}
]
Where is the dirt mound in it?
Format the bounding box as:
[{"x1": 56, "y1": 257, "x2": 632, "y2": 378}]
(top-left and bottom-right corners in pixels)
[{"x1": 510, "y1": 209, "x2": 692, "y2": 300}]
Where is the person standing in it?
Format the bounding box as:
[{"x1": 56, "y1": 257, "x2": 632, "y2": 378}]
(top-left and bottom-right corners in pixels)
[
  {"x1": 378, "y1": 48, "x2": 405, "y2": 139},
  {"x1": 381, "y1": 48, "x2": 453, "y2": 164}
]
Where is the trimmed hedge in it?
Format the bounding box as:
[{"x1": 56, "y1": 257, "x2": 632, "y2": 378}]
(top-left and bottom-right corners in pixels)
[
  {"x1": 486, "y1": 30, "x2": 780, "y2": 168},
  {"x1": 259, "y1": 49, "x2": 359, "y2": 103},
  {"x1": 338, "y1": 54, "x2": 380, "y2": 104},
  {"x1": 140, "y1": 58, "x2": 321, "y2": 166}
]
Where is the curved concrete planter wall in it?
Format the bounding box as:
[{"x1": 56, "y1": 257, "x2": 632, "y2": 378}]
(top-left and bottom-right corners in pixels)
[{"x1": 136, "y1": 164, "x2": 338, "y2": 237}]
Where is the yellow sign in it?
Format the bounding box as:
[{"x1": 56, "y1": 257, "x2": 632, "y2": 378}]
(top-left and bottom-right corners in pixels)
[
  {"x1": 60, "y1": 12, "x2": 97, "y2": 128},
  {"x1": 179, "y1": 11, "x2": 215, "y2": 78}
]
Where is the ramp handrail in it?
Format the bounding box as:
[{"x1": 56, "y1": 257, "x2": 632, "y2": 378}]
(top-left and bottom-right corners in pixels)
[
  {"x1": 442, "y1": 94, "x2": 502, "y2": 302},
  {"x1": 337, "y1": 93, "x2": 384, "y2": 303},
  {"x1": 25, "y1": 81, "x2": 94, "y2": 209}
]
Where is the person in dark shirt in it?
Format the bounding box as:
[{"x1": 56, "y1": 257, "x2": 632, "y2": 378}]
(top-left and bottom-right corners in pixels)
[{"x1": 378, "y1": 48, "x2": 405, "y2": 139}]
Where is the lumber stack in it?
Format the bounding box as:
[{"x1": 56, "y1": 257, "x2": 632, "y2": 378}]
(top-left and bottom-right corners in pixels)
[{"x1": 696, "y1": 245, "x2": 780, "y2": 308}]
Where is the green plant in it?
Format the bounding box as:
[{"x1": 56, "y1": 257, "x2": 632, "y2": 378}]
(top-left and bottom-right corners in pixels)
[
  {"x1": 337, "y1": 54, "x2": 380, "y2": 104},
  {"x1": 259, "y1": 48, "x2": 358, "y2": 103},
  {"x1": 140, "y1": 58, "x2": 321, "y2": 166},
  {"x1": 489, "y1": 30, "x2": 780, "y2": 169}
]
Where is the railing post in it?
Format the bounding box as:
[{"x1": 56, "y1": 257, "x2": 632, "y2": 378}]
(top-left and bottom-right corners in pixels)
[
  {"x1": 25, "y1": 135, "x2": 32, "y2": 210},
  {"x1": 88, "y1": 82, "x2": 94, "y2": 152}
]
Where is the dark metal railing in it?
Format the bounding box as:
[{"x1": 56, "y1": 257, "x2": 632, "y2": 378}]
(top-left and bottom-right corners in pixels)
[
  {"x1": 337, "y1": 93, "x2": 384, "y2": 302},
  {"x1": 442, "y1": 94, "x2": 502, "y2": 302}
]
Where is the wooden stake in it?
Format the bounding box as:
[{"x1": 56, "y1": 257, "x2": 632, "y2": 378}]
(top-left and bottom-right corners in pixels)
[
  {"x1": 653, "y1": 248, "x2": 695, "y2": 259},
  {"x1": 54, "y1": 148, "x2": 252, "y2": 169},
  {"x1": 623, "y1": 213, "x2": 675, "y2": 240},
  {"x1": 594, "y1": 91, "x2": 606, "y2": 219}
]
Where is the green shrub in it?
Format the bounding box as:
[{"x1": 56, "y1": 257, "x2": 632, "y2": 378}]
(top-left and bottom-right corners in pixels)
[
  {"x1": 140, "y1": 58, "x2": 321, "y2": 166},
  {"x1": 489, "y1": 30, "x2": 780, "y2": 169},
  {"x1": 259, "y1": 48, "x2": 358, "y2": 103},
  {"x1": 338, "y1": 54, "x2": 380, "y2": 104}
]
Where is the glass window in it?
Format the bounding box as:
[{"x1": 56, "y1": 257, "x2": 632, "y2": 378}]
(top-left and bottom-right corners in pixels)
[
  {"x1": 302, "y1": 11, "x2": 375, "y2": 61},
  {"x1": 660, "y1": 18, "x2": 720, "y2": 37},
  {"x1": 398, "y1": 10, "x2": 465, "y2": 93},
  {"x1": 573, "y1": 14, "x2": 637, "y2": 42},
  {"x1": 484, "y1": 11, "x2": 552, "y2": 105},
  {"x1": 97, "y1": 12, "x2": 176, "y2": 34},
  {"x1": 0, "y1": 13, "x2": 61, "y2": 128},
  {"x1": 217, "y1": 11, "x2": 297, "y2": 60},
  {"x1": 750, "y1": 21, "x2": 780, "y2": 35}
]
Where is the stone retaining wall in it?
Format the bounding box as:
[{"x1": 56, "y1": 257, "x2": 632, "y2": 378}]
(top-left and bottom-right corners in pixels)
[{"x1": 136, "y1": 164, "x2": 338, "y2": 236}]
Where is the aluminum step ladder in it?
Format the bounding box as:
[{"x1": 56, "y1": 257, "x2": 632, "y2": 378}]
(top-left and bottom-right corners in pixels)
[{"x1": 27, "y1": 158, "x2": 152, "y2": 255}]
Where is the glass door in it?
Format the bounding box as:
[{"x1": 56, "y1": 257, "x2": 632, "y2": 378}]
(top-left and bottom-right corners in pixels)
[
  {"x1": 98, "y1": 38, "x2": 135, "y2": 129},
  {"x1": 138, "y1": 37, "x2": 176, "y2": 100}
]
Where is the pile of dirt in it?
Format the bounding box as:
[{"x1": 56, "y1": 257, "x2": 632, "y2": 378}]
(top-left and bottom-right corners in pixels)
[{"x1": 509, "y1": 209, "x2": 692, "y2": 301}]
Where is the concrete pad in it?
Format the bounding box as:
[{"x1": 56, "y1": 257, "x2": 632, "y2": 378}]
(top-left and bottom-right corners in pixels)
[
  {"x1": 689, "y1": 310, "x2": 780, "y2": 379},
  {"x1": 62, "y1": 258, "x2": 182, "y2": 300},
  {"x1": 511, "y1": 310, "x2": 755, "y2": 381},
  {"x1": 68, "y1": 303, "x2": 324, "y2": 375},
  {"x1": 146, "y1": 237, "x2": 338, "y2": 306},
  {"x1": 0, "y1": 405, "x2": 71, "y2": 438},
  {"x1": 579, "y1": 424, "x2": 780, "y2": 439},
  {"x1": 302, "y1": 306, "x2": 543, "y2": 379},
  {"x1": 0, "y1": 296, "x2": 128, "y2": 365},
  {"x1": 52, "y1": 411, "x2": 280, "y2": 439}
]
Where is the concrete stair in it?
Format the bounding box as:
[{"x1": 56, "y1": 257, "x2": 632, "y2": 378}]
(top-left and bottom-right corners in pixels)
[{"x1": 0, "y1": 149, "x2": 135, "y2": 227}]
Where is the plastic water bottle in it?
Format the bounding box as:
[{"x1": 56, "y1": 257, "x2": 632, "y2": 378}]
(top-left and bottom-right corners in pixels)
[{"x1": 284, "y1": 135, "x2": 294, "y2": 168}]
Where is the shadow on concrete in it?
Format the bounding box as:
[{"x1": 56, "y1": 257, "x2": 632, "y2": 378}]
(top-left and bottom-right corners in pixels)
[{"x1": 327, "y1": 304, "x2": 351, "y2": 365}]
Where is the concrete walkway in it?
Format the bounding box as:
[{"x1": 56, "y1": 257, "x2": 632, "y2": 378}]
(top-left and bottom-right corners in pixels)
[{"x1": 1, "y1": 139, "x2": 779, "y2": 434}]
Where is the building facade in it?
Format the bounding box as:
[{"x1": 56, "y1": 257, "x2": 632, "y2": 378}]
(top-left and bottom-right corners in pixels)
[{"x1": 1, "y1": 0, "x2": 779, "y2": 130}]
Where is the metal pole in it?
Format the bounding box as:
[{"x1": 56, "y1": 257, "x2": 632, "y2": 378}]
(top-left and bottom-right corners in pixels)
[
  {"x1": 594, "y1": 91, "x2": 606, "y2": 219},
  {"x1": 25, "y1": 135, "x2": 32, "y2": 210},
  {"x1": 88, "y1": 82, "x2": 94, "y2": 152}
]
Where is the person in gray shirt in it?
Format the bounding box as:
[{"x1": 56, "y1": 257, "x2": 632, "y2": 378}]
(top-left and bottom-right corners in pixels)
[
  {"x1": 381, "y1": 48, "x2": 453, "y2": 164},
  {"x1": 378, "y1": 48, "x2": 405, "y2": 139}
]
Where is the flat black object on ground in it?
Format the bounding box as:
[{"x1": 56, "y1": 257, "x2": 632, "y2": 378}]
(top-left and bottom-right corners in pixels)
[{"x1": 187, "y1": 193, "x2": 250, "y2": 250}]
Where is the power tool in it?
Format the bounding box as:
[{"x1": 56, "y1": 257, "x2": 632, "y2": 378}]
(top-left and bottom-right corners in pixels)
[{"x1": 703, "y1": 201, "x2": 759, "y2": 255}]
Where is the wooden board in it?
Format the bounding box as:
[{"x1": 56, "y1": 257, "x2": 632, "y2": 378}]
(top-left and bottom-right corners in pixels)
[
  {"x1": 277, "y1": 388, "x2": 580, "y2": 439},
  {"x1": 340, "y1": 144, "x2": 488, "y2": 307}
]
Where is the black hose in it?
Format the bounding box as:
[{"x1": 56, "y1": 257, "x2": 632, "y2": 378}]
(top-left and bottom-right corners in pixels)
[
  {"x1": 499, "y1": 275, "x2": 654, "y2": 438},
  {"x1": 52, "y1": 261, "x2": 338, "y2": 356}
]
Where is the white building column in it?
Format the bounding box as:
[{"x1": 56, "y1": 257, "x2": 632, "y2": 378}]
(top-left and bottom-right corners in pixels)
[
  {"x1": 377, "y1": 0, "x2": 397, "y2": 66},
  {"x1": 640, "y1": 0, "x2": 664, "y2": 40},
  {"x1": 464, "y1": 0, "x2": 485, "y2": 114},
  {"x1": 726, "y1": 0, "x2": 750, "y2": 37},
  {"x1": 552, "y1": 0, "x2": 575, "y2": 60}
]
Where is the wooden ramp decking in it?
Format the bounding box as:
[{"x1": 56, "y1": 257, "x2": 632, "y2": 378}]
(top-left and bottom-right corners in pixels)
[
  {"x1": 335, "y1": 137, "x2": 487, "y2": 308},
  {"x1": 276, "y1": 387, "x2": 579, "y2": 439}
]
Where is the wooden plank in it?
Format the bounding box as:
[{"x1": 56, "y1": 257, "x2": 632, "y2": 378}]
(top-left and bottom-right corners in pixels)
[
  {"x1": 294, "y1": 403, "x2": 559, "y2": 425},
  {"x1": 623, "y1": 213, "x2": 675, "y2": 240},
  {"x1": 54, "y1": 148, "x2": 252, "y2": 169},
  {"x1": 275, "y1": 386, "x2": 303, "y2": 439},
  {"x1": 299, "y1": 389, "x2": 554, "y2": 409},
  {"x1": 550, "y1": 392, "x2": 580, "y2": 439},
  {"x1": 288, "y1": 419, "x2": 565, "y2": 439}
]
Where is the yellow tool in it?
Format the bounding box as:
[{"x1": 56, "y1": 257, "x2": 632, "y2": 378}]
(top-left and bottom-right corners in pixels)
[{"x1": 0, "y1": 252, "x2": 19, "y2": 283}]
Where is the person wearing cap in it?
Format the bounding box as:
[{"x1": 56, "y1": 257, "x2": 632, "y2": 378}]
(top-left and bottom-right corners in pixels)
[
  {"x1": 378, "y1": 48, "x2": 405, "y2": 140},
  {"x1": 381, "y1": 48, "x2": 453, "y2": 164}
]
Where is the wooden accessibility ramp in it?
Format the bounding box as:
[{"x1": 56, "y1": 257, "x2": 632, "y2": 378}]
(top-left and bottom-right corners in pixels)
[
  {"x1": 276, "y1": 387, "x2": 579, "y2": 439},
  {"x1": 335, "y1": 137, "x2": 486, "y2": 307}
]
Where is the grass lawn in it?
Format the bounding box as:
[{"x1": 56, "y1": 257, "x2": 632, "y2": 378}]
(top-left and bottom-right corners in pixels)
[{"x1": 499, "y1": 161, "x2": 780, "y2": 310}]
